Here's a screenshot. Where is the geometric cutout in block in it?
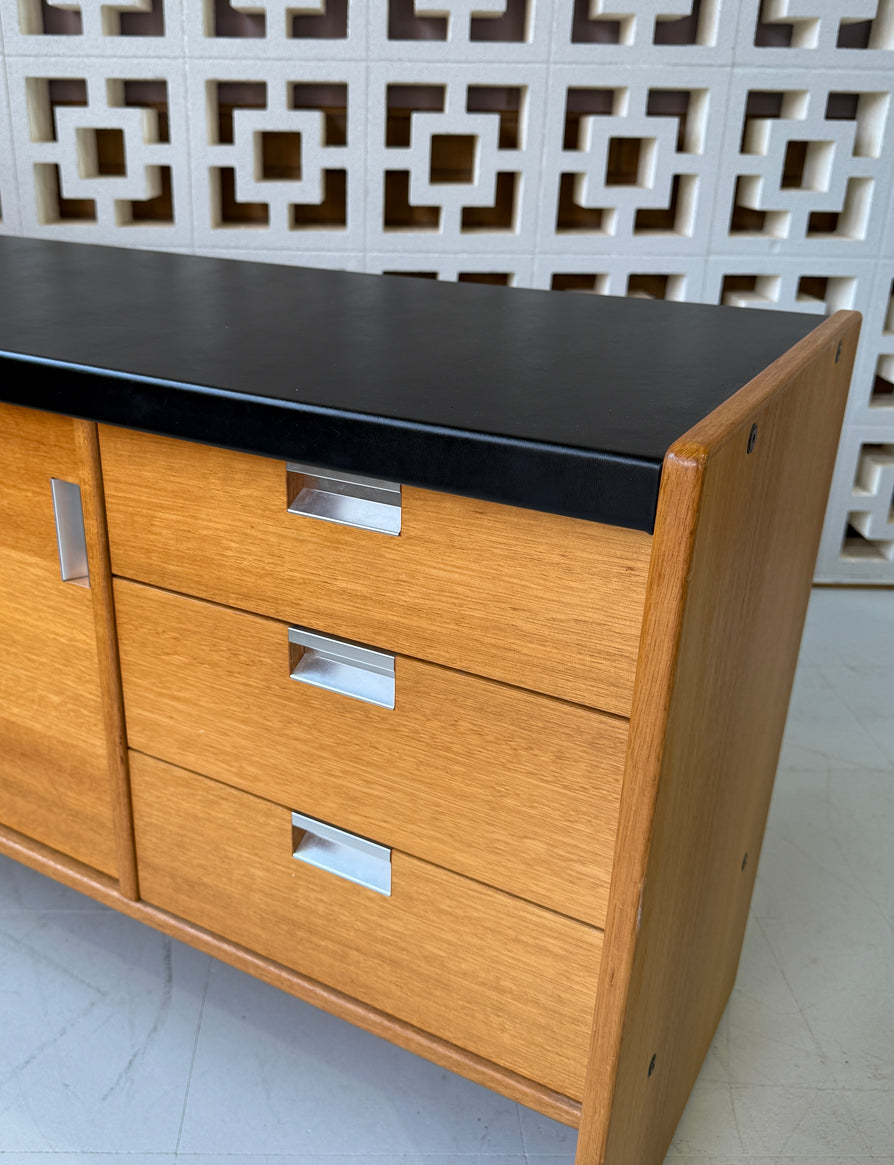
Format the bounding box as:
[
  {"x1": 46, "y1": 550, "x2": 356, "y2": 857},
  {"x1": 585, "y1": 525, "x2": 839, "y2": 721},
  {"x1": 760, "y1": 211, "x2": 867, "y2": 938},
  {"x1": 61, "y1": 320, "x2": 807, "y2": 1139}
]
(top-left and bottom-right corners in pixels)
[
  {"x1": 382, "y1": 81, "x2": 523, "y2": 236},
  {"x1": 430, "y1": 134, "x2": 476, "y2": 183},
  {"x1": 845, "y1": 443, "x2": 894, "y2": 561},
  {"x1": 383, "y1": 269, "x2": 438, "y2": 277},
  {"x1": 457, "y1": 271, "x2": 511, "y2": 284},
  {"x1": 382, "y1": 269, "x2": 513, "y2": 284},
  {"x1": 460, "y1": 172, "x2": 517, "y2": 230},
  {"x1": 383, "y1": 171, "x2": 440, "y2": 230},
  {"x1": 25, "y1": 74, "x2": 175, "y2": 227},
  {"x1": 467, "y1": 86, "x2": 522, "y2": 149},
  {"x1": 206, "y1": 0, "x2": 347, "y2": 39},
  {"x1": 873, "y1": 357, "x2": 894, "y2": 408},
  {"x1": 19, "y1": 0, "x2": 164, "y2": 37},
  {"x1": 261, "y1": 132, "x2": 302, "y2": 180},
  {"x1": 34, "y1": 162, "x2": 96, "y2": 222},
  {"x1": 213, "y1": 82, "x2": 267, "y2": 145},
  {"x1": 557, "y1": 84, "x2": 705, "y2": 237},
  {"x1": 386, "y1": 84, "x2": 446, "y2": 147},
  {"x1": 872, "y1": 278, "x2": 894, "y2": 409},
  {"x1": 754, "y1": 0, "x2": 894, "y2": 51},
  {"x1": 388, "y1": 0, "x2": 529, "y2": 43},
  {"x1": 563, "y1": 88, "x2": 616, "y2": 150},
  {"x1": 570, "y1": 0, "x2": 719, "y2": 47},
  {"x1": 720, "y1": 273, "x2": 781, "y2": 308},
  {"x1": 730, "y1": 86, "x2": 888, "y2": 242},
  {"x1": 549, "y1": 270, "x2": 686, "y2": 299},
  {"x1": 27, "y1": 77, "x2": 87, "y2": 143},
  {"x1": 214, "y1": 166, "x2": 268, "y2": 225},
  {"x1": 795, "y1": 273, "x2": 857, "y2": 312},
  {"x1": 292, "y1": 170, "x2": 346, "y2": 227},
  {"x1": 605, "y1": 137, "x2": 649, "y2": 185},
  {"x1": 205, "y1": 77, "x2": 349, "y2": 231},
  {"x1": 626, "y1": 272, "x2": 686, "y2": 299},
  {"x1": 717, "y1": 270, "x2": 857, "y2": 314},
  {"x1": 551, "y1": 272, "x2": 610, "y2": 293}
]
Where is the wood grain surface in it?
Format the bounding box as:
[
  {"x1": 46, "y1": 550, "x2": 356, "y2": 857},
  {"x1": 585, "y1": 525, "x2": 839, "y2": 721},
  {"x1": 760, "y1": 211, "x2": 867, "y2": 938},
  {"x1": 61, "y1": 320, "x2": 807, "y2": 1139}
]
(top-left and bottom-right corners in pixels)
[
  {"x1": 0, "y1": 819, "x2": 581, "y2": 1127},
  {"x1": 74, "y1": 421, "x2": 138, "y2": 898},
  {"x1": 98, "y1": 426, "x2": 652, "y2": 715},
  {"x1": 130, "y1": 750, "x2": 603, "y2": 1100},
  {"x1": 576, "y1": 311, "x2": 861, "y2": 1164},
  {"x1": 114, "y1": 577, "x2": 626, "y2": 925},
  {"x1": 0, "y1": 403, "x2": 117, "y2": 875}
]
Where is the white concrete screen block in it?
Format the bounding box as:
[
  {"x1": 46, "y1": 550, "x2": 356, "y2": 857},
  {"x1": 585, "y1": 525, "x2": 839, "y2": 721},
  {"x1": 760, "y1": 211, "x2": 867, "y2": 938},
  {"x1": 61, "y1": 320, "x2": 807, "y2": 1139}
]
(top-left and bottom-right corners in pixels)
[
  {"x1": 184, "y1": 0, "x2": 366, "y2": 59},
  {"x1": 1, "y1": 0, "x2": 182, "y2": 56},
  {"x1": 551, "y1": 0, "x2": 737, "y2": 64},
  {"x1": 187, "y1": 60, "x2": 365, "y2": 252},
  {"x1": 366, "y1": 62, "x2": 546, "y2": 253},
  {"x1": 735, "y1": 0, "x2": 894, "y2": 64},
  {"x1": 7, "y1": 60, "x2": 192, "y2": 247},
  {"x1": 712, "y1": 73, "x2": 894, "y2": 257},
  {"x1": 538, "y1": 68, "x2": 727, "y2": 254},
  {"x1": 0, "y1": 0, "x2": 892, "y2": 579}
]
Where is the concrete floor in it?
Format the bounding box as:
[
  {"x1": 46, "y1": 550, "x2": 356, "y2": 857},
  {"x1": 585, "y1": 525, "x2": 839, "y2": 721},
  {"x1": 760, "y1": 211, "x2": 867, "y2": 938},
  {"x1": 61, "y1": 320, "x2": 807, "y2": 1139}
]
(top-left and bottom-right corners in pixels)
[{"x1": 0, "y1": 587, "x2": 891, "y2": 1164}]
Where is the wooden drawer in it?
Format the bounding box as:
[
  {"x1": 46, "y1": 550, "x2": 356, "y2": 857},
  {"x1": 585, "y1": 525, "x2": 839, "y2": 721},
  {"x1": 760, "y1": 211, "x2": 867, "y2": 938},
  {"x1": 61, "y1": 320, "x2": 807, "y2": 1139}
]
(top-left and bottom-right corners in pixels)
[
  {"x1": 130, "y1": 751, "x2": 602, "y2": 1099},
  {"x1": 115, "y1": 578, "x2": 625, "y2": 926},
  {"x1": 99, "y1": 426, "x2": 651, "y2": 715}
]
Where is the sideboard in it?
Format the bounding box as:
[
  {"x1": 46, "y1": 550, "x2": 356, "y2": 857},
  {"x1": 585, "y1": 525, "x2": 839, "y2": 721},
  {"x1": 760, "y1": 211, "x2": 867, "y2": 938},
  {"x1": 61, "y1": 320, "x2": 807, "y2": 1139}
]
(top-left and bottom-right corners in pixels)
[{"x1": 0, "y1": 236, "x2": 859, "y2": 1164}]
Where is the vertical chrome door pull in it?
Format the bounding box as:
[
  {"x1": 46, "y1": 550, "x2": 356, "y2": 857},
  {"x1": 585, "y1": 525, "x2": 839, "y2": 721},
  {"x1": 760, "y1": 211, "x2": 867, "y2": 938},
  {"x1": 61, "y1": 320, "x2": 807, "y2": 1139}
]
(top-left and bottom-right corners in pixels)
[{"x1": 50, "y1": 479, "x2": 90, "y2": 587}]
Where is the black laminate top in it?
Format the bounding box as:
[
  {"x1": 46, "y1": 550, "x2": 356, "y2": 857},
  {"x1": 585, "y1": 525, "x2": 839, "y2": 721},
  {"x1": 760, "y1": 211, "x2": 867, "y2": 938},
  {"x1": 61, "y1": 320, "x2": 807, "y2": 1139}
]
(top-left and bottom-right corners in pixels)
[{"x1": 0, "y1": 236, "x2": 819, "y2": 532}]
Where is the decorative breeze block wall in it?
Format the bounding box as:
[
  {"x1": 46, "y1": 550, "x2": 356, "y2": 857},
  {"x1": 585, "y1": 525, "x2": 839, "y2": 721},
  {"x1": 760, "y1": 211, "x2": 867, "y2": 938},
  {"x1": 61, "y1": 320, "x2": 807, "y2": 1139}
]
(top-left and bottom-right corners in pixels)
[{"x1": 0, "y1": 0, "x2": 892, "y2": 581}]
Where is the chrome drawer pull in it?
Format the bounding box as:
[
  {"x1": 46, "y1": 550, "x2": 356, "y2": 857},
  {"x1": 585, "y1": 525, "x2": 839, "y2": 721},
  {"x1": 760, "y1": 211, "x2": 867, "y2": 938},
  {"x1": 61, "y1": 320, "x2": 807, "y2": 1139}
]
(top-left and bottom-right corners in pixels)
[
  {"x1": 292, "y1": 811, "x2": 392, "y2": 896},
  {"x1": 50, "y1": 478, "x2": 90, "y2": 587},
  {"x1": 288, "y1": 626, "x2": 395, "y2": 709},
  {"x1": 287, "y1": 462, "x2": 401, "y2": 536}
]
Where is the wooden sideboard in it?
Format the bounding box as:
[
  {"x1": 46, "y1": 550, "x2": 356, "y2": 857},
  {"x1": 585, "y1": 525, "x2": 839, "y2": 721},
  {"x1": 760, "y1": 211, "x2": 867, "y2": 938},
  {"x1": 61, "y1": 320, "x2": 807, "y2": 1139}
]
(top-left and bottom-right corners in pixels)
[{"x1": 0, "y1": 237, "x2": 859, "y2": 1164}]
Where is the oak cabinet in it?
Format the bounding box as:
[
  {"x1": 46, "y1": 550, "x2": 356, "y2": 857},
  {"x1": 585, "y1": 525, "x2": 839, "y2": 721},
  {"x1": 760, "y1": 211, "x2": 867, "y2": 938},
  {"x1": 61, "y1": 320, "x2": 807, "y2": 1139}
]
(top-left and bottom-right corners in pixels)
[{"x1": 0, "y1": 237, "x2": 860, "y2": 1165}]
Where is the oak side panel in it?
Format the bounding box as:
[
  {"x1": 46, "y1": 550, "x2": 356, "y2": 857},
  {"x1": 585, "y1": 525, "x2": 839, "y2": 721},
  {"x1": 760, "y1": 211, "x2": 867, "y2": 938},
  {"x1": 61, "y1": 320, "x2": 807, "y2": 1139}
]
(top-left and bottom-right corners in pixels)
[
  {"x1": 577, "y1": 312, "x2": 860, "y2": 1165},
  {"x1": 114, "y1": 578, "x2": 626, "y2": 926},
  {"x1": 0, "y1": 403, "x2": 118, "y2": 875},
  {"x1": 130, "y1": 751, "x2": 602, "y2": 1100},
  {"x1": 98, "y1": 428, "x2": 652, "y2": 716},
  {"x1": 0, "y1": 820, "x2": 580, "y2": 1128},
  {"x1": 74, "y1": 421, "x2": 138, "y2": 899}
]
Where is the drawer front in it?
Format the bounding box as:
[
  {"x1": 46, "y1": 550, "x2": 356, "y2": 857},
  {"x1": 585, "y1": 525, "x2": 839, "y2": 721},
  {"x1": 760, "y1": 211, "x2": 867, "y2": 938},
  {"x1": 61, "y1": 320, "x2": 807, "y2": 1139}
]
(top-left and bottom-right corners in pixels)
[
  {"x1": 0, "y1": 404, "x2": 117, "y2": 875},
  {"x1": 116, "y1": 579, "x2": 625, "y2": 926},
  {"x1": 99, "y1": 426, "x2": 651, "y2": 716},
  {"x1": 130, "y1": 752, "x2": 601, "y2": 1099}
]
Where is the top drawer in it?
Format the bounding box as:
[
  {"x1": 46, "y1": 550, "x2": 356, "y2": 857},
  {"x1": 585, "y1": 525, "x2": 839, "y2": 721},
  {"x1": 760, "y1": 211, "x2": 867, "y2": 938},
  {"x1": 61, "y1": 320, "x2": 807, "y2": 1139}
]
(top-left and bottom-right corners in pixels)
[{"x1": 99, "y1": 426, "x2": 652, "y2": 714}]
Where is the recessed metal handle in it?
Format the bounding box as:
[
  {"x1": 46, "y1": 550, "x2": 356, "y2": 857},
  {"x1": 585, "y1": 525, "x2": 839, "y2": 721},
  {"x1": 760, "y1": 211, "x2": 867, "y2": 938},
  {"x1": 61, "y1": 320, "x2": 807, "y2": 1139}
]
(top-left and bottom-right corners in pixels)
[
  {"x1": 288, "y1": 625, "x2": 395, "y2": 709},
  {"x1": 50, "y1": 478, "x2": 90, "y2": 587},
  {"x1": 287, "y1": 462, "x2": 401, "y2": 536},
  {"x1": 292, "y1": 811, "x2": 391, "y2": 896}
]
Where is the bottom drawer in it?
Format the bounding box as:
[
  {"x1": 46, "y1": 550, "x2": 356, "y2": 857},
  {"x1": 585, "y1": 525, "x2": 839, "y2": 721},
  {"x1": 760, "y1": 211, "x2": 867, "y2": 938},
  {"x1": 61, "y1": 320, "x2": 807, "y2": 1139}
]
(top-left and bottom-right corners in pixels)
[{"x1": 130, "y1": 752, "x2": 601, "y2": 1100}]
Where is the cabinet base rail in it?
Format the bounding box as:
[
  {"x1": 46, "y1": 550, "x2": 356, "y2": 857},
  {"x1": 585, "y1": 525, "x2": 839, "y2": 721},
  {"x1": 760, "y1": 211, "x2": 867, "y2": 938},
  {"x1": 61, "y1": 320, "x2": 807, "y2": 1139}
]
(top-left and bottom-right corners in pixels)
[{"x1": 0, "y1": 819, "x2": 581, "y2": 1130}]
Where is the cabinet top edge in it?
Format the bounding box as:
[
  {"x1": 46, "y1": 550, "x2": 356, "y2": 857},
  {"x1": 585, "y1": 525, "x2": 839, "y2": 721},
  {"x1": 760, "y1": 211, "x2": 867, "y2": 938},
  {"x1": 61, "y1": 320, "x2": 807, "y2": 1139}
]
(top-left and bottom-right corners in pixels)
[{"x1": 0, "y1": 237, "x2": 820, "y2": 533}]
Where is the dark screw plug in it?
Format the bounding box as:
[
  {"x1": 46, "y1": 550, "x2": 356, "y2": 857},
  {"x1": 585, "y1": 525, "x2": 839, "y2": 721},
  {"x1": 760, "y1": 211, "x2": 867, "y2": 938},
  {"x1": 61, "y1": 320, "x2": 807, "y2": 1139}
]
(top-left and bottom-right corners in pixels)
[{"x1": 747, "y1": 423, "x2": 758, "y2": 454}]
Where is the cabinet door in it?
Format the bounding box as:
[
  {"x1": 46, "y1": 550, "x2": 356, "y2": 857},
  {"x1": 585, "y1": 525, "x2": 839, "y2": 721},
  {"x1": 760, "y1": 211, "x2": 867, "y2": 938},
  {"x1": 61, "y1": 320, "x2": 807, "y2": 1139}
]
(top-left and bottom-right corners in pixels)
[{"x1": 0, "y1": 403, "x2": 118, "y2": 875}]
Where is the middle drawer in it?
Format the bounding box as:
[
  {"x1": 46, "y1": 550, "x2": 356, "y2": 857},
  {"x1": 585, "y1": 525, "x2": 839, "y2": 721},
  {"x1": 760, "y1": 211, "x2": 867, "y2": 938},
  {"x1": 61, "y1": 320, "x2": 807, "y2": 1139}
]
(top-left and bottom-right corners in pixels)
[{"x1": 114, "y1": 579, "x2": 627, "y2": 927}]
